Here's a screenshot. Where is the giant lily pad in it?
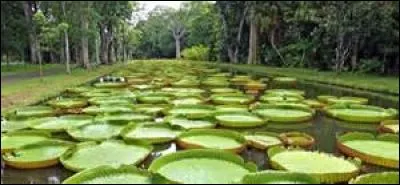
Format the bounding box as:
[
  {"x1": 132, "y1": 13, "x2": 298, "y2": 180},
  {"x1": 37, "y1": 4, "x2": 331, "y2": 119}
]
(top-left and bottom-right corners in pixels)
[
  {"x1": 268, "y1": 146, "x2": 361, "y2": 183},
  {"x1": 93, "y1": 82, "x2": 127, "y2": 88},
  {"x1": 121, "y1": 123, "x2": 181, "y2": 144},
  {"x1": 66, "y1": 121, "x2": 125, "y2": 141},
  {"x1": 29, "y1": 115, "x2": 93, "y2": 132},
  {"x1": 216, "y1": 112, "x2": 266, "y2": 128},
  {"x1": 279, "y1": 132, "x2": 315, "y2": 149},
  {"x1": 88, "y1": 97, "x2": 133, "y2": 106},
  {"x1": 12, "y1": 106, "x2": 55, "y2": 119},
  {"x1": 302, "y1": 99, "x2": 325, "y2": 109},
  {"x1": 211, "y1": 94, "x2": 254, "y2": 105},
  {"x1": 241, "y1": 171, "x2": 318, "y2": 184},
  {"x1": 202, "y1": 79, "x2": 230, "y2": 88},
  {"x1": 133, "y1": 104, "x2": 170, "y2": 116},
  {"x1": 1, "y1": 130, "x2": 51, "y2": 154},
  {"x1": 253, "y1": 104, "x2": 314, "y2": 123},
  {"x1": 82, "y1": 105, "x2": 133, "y2": 115},
  {"x1": 47, "y1": 98, "x2": 88, "y2": 109},
  {"x1": 95, "y1": 113, "x2": 152, "y2": 124},
  {"x1": 273, "y1": 77, "x2": 297, "y2": 83},
  {"x1": 379, "y1": 120, "x2": 399, "y2": 134},
  {"x1": 324, "y1": 104, "x2": 398, "y2": 123},
  {"x1": 177, "y1": 129, "x2": 246, "y2": 153},
  {"x1": 170, "y1": 97, "x2": 204, "y2": 105},
  {"x1": 167, "y1": 105, "x2": 215, "y2": 119},
  {"x1": 166, "y1": 117, "x2": 215, "y2": 129},
  {"x1": 3, "y1": 140, "x2": 74, "y2": 169},
  {"x1": 1, "y1": 119, "x2": 39, "y2": 133},
  {"x1": 172, "y1": 79, "x2": 200, "y2": 88},
  {"x1": 137, "y1": 93, "x2": 174, "y2": 104},
  {"x1": 349, "y1": 172, "x2": 399, "y2": 184},
  {"x1": 245, "y1": 132, "x2": 282, "y2": 150},
  {"x1": 148, "y1": 149, "x2": 257, "y2": 184},
  {"x1": 60, "y1": 140, "x2": 152, "y2": 172},
  {"x1": 337, "y1": 132, "x2": 399, "y2": 169},
  {"x1": 210, "y1": 88, "x2": 240, "y2": 94},
  {"x1": 260, "y1": 94, "x2": 304, "y2": 104},
  {"x1": 325, "y1": 96, "x2": 368, "y2": 105},
  {"x1": 215, "y1": 105, "x2": 249, "y2": 114},
  {"x1": 62, "y1": 165, "x2": 154, "y2": 184},
  {"x1": 264, "y1": 89, "x2": 305, "y2": 97}
]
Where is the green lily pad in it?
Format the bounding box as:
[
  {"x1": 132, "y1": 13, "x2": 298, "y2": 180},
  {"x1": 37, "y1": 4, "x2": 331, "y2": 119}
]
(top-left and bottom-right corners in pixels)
[
  {"x1": 60, "y1": 140, "x2": 152, "y2": 172},
  {"x1": 148, "y1": 149, "x2": 257, "y2": 184},
  {"x1": 13, "y1": 106, "x2": 55, "y2": 119},
  {"x1": 167, "y1": 105, "x2": 215, "y2": 119},
  {"x1": 349, "y1": 172, "x2": 399, "y2": 184},
  {"x1": 47, "y1": 98, "x2": 88, "y2": 109},
  {"x1": 95, "y1": 113, "x2": 153, "y2": 124},
  {"x1": 379, "y1": 120, "x2": 399, "y2": 134},
  {"x1": 1, "y1": 130, "x2": 51, "y2": 154},
  {"x1": 241, "y1": 170, "x2": 318, "y2": 184},
  {"x1": 215, "y1": 105, "x2": 249, "y2": 114},
  {"x1": 167, "y1": 117, "x2": 215, "y2": 129},
  {"x1": 337, "y1": 132, "x2": 399, "y2": 169},
  {"x1": 66, "y1": 121, "x2": 125, "y2": 141},
  {"x1": 3, "y1": 140, "x2": 74, "y2": 169},
  {"x1": 268, "y1": 146, "x2": 361, "y2": 183},
  {"x1": 324, "y1": 104, "x2": 398, "y2": 123},
  {"x1": 264, "y1": 89, "x2": 305, "y2": 97},
  {"x1": 245, "y1": 132, "x2": 282, "y2": 150},
  {"x1": 216, "y1": 112, "x2": 266, "y2": 128},
  {"x1": 62, "y1": 165, "x2": 154, "y2": 184},
  {"x1": 177, "y1": 129, "x2": 246, "y2": 152},
  {"x1": 170, "y1": 97, "x2": 204, "y2": 105},
  {"x1": 121, "y1": 123, "x2": 181, "y2": 144},
  {"x1": 253, "y1": 104, "x2": 314, "y2": 123},
  {"x1": 211, "y1": 94, "x2": 254, "y2": 105},
  {"x1": 29, "y1": 115, "x2": 93, "y2": 132},
  {"x1": 82, "y1": 105, "x2": 133, "y2": 115}
]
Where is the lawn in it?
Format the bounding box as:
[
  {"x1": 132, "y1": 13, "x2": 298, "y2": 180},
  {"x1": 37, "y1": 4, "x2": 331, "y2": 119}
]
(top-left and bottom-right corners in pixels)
[
  {"x1": 207, "y1": 62, "x2": 399, "y2": 96},
  {"x1": 1, "y1": 64, "x2": 122, "y2": 114},
  {"x1": 1, "y1": 63, "x2": 63, "y2": 74}
]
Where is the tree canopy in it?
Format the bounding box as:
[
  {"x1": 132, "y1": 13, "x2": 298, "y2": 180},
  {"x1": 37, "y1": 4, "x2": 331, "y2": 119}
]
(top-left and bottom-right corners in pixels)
[{"x1": 1, "y1": 1, "x2": 398, "y2": 76}]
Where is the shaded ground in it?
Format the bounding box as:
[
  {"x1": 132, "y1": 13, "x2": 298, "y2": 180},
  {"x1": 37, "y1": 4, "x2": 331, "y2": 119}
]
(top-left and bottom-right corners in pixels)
[{"x1": 1, "y1": 65, "x2": 67, "y2": 86}]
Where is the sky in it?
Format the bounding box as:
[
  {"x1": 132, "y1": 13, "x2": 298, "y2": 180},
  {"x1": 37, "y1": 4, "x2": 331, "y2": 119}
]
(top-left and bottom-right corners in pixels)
[{"x1": 140, "y1": 1, "x2": 184, "y2": 11}]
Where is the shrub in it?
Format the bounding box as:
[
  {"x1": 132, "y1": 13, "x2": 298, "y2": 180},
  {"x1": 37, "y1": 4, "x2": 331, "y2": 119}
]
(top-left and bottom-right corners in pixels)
[{"x1": 182, "y1": 45, "x2": 209, "y2": 61}]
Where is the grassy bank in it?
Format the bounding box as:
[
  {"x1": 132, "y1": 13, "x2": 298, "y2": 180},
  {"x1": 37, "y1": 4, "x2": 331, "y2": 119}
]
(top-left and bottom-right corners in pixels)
[
  {"x1": 1, "y1": 64, "x2": 122, "y2": 113},
  {"x1": 1, "y1": 63, "x2": 64, "y2": 74},
  {"x1": 207, "y1": 62, "x2": 399, "y2": 96}
]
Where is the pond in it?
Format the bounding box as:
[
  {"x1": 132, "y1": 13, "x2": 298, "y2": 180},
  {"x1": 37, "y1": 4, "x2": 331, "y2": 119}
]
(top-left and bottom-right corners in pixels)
[{"x1": 1, "y1": 63, "x2": 398, "y2": 184}]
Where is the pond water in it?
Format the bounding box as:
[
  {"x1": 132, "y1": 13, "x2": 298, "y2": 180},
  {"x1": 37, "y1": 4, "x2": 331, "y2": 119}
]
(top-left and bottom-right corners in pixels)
[{"x1": 1, "y1": 68, "x2": 398, "y2": 184}]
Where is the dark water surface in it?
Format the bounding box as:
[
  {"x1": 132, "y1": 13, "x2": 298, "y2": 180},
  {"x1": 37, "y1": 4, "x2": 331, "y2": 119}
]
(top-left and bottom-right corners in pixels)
[{"x1": 1, "y1": 69, "x2": 398, "y2": 184}]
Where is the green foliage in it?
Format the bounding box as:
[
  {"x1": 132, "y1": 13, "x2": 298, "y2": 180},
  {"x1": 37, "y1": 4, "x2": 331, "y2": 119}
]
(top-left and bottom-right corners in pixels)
[
  {"x1": 357, "y1": 59, "x2": 383, "y2": 74},
  {"x1": 182, "y1": 45, "x2": 210, "y2": 61}
]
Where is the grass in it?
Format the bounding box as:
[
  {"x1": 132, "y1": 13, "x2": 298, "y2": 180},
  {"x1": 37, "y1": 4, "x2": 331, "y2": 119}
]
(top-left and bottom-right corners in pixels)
[
  {"x1": 1, "y1": 63, "x2": 63, "y2": 74},
  {"x1": 1, "y1": 64, "x2": 122, "y2": 114},
  {"x1": 207, "y1": 62, "x2": 399, "y2": 96}
]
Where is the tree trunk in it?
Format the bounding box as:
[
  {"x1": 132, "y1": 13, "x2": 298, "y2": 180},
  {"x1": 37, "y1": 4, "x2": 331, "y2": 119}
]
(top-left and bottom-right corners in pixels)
[
  {"x1": 36, "y1": 39, "x2": 43, "y2": 77},
  {"x1": 108, "y1": 41, "x2": 115, "y2": 64},
  {"x1": 270, "y1": 26, "x2": 285, "y2": 65},
  {"x1": 74, "y1": 47, "x2": 80, "y2": 64},
  {"x1": 81, "y1": 4, "x2": 90, "y2": 70},
  {"x1": 351, "y1": 35, "x2": 359, "y2": 72},
  {"x1": 123, "y1": 44, "x2": 127, "y2": 62},
  {"x1": 175, "y1": 37, "x2": 181, "y2": 59},
  {"x1": 247, "y1": 20, "x2": 258, "y2": 65},
  {"x1": 50, "y1": 52, "x2": 55, "y2": 63},
  {"x1": 95, "y1": 36, "x2": 100, "y2": 65},
  {"x1": 22, "y1": 1, "x2": 37, "y2": 64},
  {"x1": 62, "y1": 1, "x2": 71, "y2": 74}
]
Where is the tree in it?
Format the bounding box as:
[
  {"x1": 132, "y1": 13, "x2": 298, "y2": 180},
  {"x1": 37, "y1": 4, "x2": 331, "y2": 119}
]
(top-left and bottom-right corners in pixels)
[
  {"x1": 22, "y1": 1, "x2": 38, "y2": 64},
  {"x1": 216, "y1": 1, "x2": 248, "y2": 64}
]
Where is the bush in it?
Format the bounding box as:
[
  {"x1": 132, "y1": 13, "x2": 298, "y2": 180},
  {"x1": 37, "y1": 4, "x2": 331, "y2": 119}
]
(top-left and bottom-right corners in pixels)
[{"x1": 182, "y1": 45, "x2": 209, "y2": 61}]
